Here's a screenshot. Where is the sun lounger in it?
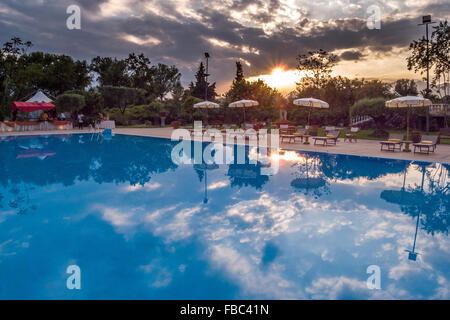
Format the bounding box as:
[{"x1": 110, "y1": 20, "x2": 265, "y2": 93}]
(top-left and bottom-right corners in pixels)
[
  {"x1": 413, "y1": 135, "x2": 438, "y2": 154},
  {"x1": 292, "y1": 128, "x2": 306, "y2": 143},
  {"x1": 380, "y1": 133, "x2": 404, "y2": 152},
  {"x1": 324, "y1": 126, "x2": 336, "y2": 135},
  {"x1": 280, "y1": 134, "x2": 297, "y2": 143},
  {"x1": 313, "y1": 130, "x2": 340, "y2": 146}
]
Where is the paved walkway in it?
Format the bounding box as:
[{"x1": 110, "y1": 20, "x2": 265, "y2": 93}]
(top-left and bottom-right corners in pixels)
[
  {"x1": 113, "y1": 128, "x2": 450, "y2": 164},
  {"x1": 1, "y1": 127, "x2": 449, "y2": 163}
]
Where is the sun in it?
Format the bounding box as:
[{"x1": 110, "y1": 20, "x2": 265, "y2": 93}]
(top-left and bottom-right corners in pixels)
[{"x1": 247, "y1": 66, "x2": 305, "y2": 93}]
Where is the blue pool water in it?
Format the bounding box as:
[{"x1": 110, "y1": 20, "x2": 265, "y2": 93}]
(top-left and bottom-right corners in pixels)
[{"x1": 0, "y1": 133, "x2": 448, "y2": 300}]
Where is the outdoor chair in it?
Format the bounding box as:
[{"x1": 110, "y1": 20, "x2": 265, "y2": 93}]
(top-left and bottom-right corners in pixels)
[
  {"x1": 380, "y1": 133, "x2": 404, "y2": 152},
  {"x1": 413, "y1": 135, "x2": 438, "y2": 154},
  {"x1": 313, "y1": 130, "x2": 340, "y2": 146},
  {"x1": 345, "y1": 127, "x2": 360, "y2": 143}
]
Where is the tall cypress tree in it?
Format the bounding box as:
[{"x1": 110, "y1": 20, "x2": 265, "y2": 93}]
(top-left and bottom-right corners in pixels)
[
  {"x1": 190, "y1": 62, "x2": 217, "y2": 101},
  {"x1": 226, "y1": 61, "x2": 247, "y2": 101},
  {"x1": 235, "y1": 61, "x2": 244, "y2": 83}
]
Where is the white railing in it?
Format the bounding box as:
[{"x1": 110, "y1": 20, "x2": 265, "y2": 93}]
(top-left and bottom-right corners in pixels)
[
  {"x1": 351, "y1": 115, "x2": 373, "y2": 126},
  {"x1": 429, "y1": 104, "x2": 450, "y2": 115}
]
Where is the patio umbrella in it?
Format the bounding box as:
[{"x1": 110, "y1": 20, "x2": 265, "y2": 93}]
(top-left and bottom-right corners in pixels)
[
  {"x1": 194, "y1": 163, "x2": 219, "y2": 204},
  {"x1": 228, "y1": 99, "x2": 259, "y2": 124},
  {"x1": 385, "y1": 96, "x2": 431, "y2": 140},
  {"x1": 194, "y1": 101, "x2": 219, "y2": 125},
  {"x1": 293, "y1": 98, "x2": 329, "y2": 126}
]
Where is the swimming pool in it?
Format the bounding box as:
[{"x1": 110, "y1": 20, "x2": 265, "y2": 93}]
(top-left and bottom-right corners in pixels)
[{"x1": 0, "y1": 133, "x2": 448, "y2": 299}]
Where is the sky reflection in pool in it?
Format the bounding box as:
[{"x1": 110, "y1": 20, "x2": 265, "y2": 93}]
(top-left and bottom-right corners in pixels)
[{"x1": 0, "y1": 134, "x2": 448, "y2": 299}]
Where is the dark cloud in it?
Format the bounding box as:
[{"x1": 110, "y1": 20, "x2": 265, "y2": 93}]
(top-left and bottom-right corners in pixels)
[
  {"x1": 339, "y1": 50, "x2": 365, "y2": 61},
  {"x1": 0, "y1": 0, "x2": 448, "y2": 91}
]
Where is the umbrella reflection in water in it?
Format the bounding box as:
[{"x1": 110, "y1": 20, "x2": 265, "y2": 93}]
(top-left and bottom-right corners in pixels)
[
  {"x1": 380, "y1": 163, "x2": 447, "y2": 261},
  {"x1": 194, "y1": 163, "x2": 219, "y2": 204}
]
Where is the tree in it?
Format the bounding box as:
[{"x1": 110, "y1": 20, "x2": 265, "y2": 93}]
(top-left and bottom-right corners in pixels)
[
  {"x1": 394, "y1": 79, "x2": 418, "y2": 96},
  {"x1": 181, "y1": 95, "x2": 203, "y2": 114},
  {"x1": 1, "y1": 46, "x2": 91, "y2": 119},
  {"x1": 171, "y1": 81, "x2": 184, "y2": 104},
  {"x1": 296, "y1": 49, "x2": 338, "y2": 89},
  {"x1": 189, "y1": 62, "x2": 217, "y2": 101},
  {"x1": 224, "y1": 74, "x2": 283, "y2": 123},
  {"x1": 90, "y1": 56, "x2": 129, "y2": 87},
  {"x1": 83, "y1": 89, "x2": 104, "y2": 115},
  {"x1": 350, "y1": 97, "x2": 390, "y2": 136},
  {"x1": 430, "y1": 20, "x2": 450, "y2": 100},
  {"x1": 226, "y1": 61, "x2": 247, "y2": 102},
  {"x1": 292, "y1": 76, "x2": 391, "y2": 126},
  {"x1": 55, "y1": 93, "x2": 85, "y2": 113},
  {"x1": 0, "y1": 37, "x2": 33, "y2": 119},
  {"x1": 125, "y1": 53, "x2": 153, "y2": 90},
  {"x1": 99, "y1": 86, "x2": 145, "y2": 114},
  {"x1": 407, "y1": 20, "x2": 450, "y2": 99},
  {"x1": 151, "y1": 63, "x2": 181, "y2": 100},
  {"x1": 235, "y1": 61, "x2": 244, "y2": 82}
]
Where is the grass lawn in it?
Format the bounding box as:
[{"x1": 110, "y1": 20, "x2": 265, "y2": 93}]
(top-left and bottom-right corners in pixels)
[{"x1": 351, "y1": 129, "x2": 450, "y2": 145}]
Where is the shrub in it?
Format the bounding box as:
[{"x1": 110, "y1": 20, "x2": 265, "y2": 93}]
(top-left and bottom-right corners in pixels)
[
  {"x1": 55, "y1": 93, "x2": 85, "y2": 113},
  {"x1": 351, "y1": 97, "x2": 390, "y2": 136}
]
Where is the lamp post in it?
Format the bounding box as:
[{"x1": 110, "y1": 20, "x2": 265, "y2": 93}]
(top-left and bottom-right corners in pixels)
[
  {"x1": 204, "y1": 52, "x2": 210, "y2": 124},
  {"x1": 419, "y1": 15, "x2": 436, "y2": 134},
  {"x1": 204, "y1": 52, "x2": 210, "y2": 101}
]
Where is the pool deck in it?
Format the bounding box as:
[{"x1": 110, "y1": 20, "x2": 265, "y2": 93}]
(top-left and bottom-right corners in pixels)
[{"x1": 1, "y1": 127, "x2": 449, "y2": 163}]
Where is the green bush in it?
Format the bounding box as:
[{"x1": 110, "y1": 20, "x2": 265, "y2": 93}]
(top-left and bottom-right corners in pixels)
[
  {"x1": 55, "y1": 93, "x2": 85, "y2": 113},
  {"x1": 351, "y1": 97, "x2": 390, "y2": 136}
]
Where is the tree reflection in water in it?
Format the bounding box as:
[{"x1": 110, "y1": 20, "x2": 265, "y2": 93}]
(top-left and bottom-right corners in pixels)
[
  {"x1": 0, "y1": 134, "x2": 179, "y2": 214},
  {"x1": 289, "y1": 152, "x2": 329, "y2": 199}
]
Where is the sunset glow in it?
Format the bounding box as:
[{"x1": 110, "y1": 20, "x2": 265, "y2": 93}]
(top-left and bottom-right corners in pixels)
[{"x1": 247, "y1": 67, "x2": 306, "y2": 92}]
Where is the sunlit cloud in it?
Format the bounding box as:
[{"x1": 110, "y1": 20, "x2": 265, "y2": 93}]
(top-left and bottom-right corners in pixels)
[
  {"x1": 119, "y1": 33, "x2": 162, "y2": 46},
  {"x1": 205, "y1": 37, "x2": 260, "y2": 55}
]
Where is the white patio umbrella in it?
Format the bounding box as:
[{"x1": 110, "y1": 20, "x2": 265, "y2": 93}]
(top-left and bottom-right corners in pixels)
[
  {"x1": 228, "y1": 99, "x2": 259, "y2": 123},
  {"x1": 194, "y1": 101, "x2": 220, "y2": 124},
  {"x1": 385, "y1": 96, "x2": 431, "y2": 140},
  {"x1": 293, "y1": 97, "x2": 329, "y2": 126}
]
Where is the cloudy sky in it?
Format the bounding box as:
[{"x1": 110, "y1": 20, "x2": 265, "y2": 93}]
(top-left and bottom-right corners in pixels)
[{"x1": 0, "y1": 0, "x2": 449, "y2": 93}]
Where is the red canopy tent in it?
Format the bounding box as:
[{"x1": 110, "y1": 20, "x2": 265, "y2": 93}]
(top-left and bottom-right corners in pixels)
[{"x1": 11, "y1": 101, "x2": 55, "y2": 112}]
